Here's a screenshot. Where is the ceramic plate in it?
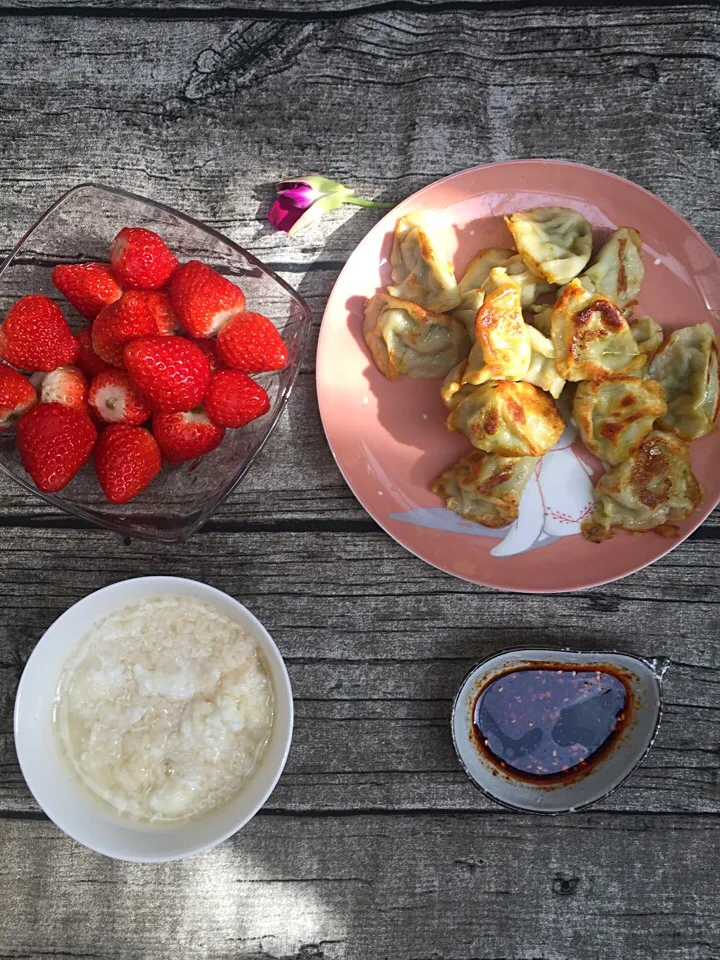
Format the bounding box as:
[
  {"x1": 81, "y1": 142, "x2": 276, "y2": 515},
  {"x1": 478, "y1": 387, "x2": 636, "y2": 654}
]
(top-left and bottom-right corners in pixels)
[{"x1": 316, "y1": 161, "x2": 720, "y2": 592}]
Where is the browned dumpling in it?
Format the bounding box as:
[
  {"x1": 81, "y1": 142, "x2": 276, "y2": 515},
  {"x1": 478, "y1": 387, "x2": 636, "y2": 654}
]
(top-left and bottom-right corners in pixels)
[
  {"x1": 447, "y1": 381, "x2": 565, "y2": 457},
  {"x1": 505, "y1": 206, "x2": 593, "y2": 285},
  {"x1": 577, "y1": 227, "x2": 644, "y2": 310},
  {"x1": 454, "y1": 250, "x2": 554, "y2": 335},
  {"x1": 573, "y1": 378, "x2": 667, "y2": 466},
  {"x1": 582, "y1": 430, "x2": 702, "y2": 543},
  {"x1": 551, "y1": 280, "x2": 645, "y2": 381},
  {"x1": 453, "y1": 248, "x2": 515, "y2": 333},
  {"x1": 649, "y1": 322, "x2": 719, "y2": 441},
  {"x1": 461, "y1": 276, "x2": 531, "y2": 387},
  {"x1": 388, "y1": 214, "x2": 460, "y2": 312},
  {"x1": 432, "y1": 450, "x2": 538, "y2": 527},
  {"x1": 363, "y1": 294, "x2": 470, "y2": 381}
]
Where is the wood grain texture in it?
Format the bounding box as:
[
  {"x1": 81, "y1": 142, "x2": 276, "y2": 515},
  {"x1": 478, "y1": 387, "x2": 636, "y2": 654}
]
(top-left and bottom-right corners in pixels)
[
  {"x1": 2, "y1": 813, "x2": 720, "y2": 960},
  {"x1": 0, "y1": 6, "x2": 719, "y2": 959}
]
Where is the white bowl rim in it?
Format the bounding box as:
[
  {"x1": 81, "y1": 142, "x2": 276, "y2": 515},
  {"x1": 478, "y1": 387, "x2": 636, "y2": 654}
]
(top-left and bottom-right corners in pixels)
[{"x1": 14, "y1": 576, "x2": 294, "y2": 862}]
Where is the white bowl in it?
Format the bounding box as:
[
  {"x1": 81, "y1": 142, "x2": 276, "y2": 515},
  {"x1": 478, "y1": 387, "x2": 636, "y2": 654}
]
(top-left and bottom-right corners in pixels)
[{"x1": 14, "y1": 576, "x2": 293, "y2": 862}]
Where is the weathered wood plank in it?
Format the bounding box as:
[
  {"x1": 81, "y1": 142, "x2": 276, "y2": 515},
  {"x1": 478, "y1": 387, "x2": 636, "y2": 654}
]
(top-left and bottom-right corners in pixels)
[
  {"x1": 1, "y1": 527, "x2": 719, "y2": 815},
  {"x1": 0, "y1": 8, "x2": 717, "y2": 257},
  {"x1": 2, "y1": 813, "x2": 720, "y2": 960}
]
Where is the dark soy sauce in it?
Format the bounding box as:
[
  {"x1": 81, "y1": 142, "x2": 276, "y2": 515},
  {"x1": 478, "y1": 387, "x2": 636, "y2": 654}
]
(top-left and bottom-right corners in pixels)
[{"x1": 473, "y1": 666, "x2": 630, "y2": 781}]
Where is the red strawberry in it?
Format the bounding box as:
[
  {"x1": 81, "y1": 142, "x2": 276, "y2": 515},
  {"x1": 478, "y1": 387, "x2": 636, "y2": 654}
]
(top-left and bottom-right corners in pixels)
[
  {"x1": 94, "y1": 424, "x2": 161, "y2": 504},
  {"x1": 189, "y1": 338, "x2": 221, "y2": 373},
  {"x1": 88, "y1": 369, "x2": 152, "y2": 426},
  {"x1": 38, "y1": 366, "x2": 89, "y2": 415},
  {"x1": 124, "y1": 336, "x2": 211, "y2": 413},
  {"x1": 51, "y1": 262, "x2": 123, "y2": 320},
  {"x1": 217, "y1": 312, "x2": 288, "y2": 373},
  {"x1": 204, "y1": 369, "x2": 270, "y2": 428},
  {"x1": 109, "y1": 227, "x2": 178, "y2": 290},
  {"x1": 17, "y1": 402, "x2": 97, "y2": 493},
  {"x1": 152, "y1": 409, "x2": 225, "y2": 464},
  {"x1": 76, "y1": 325, "x2": 110, "y2": 378},
  {"x1": 0, "y1": 295, "x2": 79, "y2": 372},
  {"x1": 169, "y1": 260, "x2": 246, "y2": 338},
  {"x1": 0, "y1": 366, "x2": 37, "y2": 431},
  {"x1": 92, "y1": 291, "x2": 176, "y2": 368}
]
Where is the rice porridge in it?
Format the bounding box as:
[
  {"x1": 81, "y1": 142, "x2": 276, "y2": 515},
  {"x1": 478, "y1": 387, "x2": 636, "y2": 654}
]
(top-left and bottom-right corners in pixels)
[{"x1": 54, "y1": 595, "x2": 274, "y2": 825}]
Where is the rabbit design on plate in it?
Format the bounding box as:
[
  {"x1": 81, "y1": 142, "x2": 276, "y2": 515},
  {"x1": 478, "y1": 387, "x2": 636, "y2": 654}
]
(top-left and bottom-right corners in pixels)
[{"x1": 391, "y1": 419, "x2": 595, "y2": 557}]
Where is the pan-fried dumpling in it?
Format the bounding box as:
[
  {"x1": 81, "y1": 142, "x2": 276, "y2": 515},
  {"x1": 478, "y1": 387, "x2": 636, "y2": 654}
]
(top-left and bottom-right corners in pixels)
[
  {"x1": 528, "y1": 304, "x2": 553, "y2": 338},
  {"x1": 522, "y1": 325, "x2": 566, "y2": 399},
  {"x1": 577, "y1": 228, "x2": 644, "y2": 310},
  {"x1": 453, "y1": 248, "x2": 514, "y2": 334},
  {"x1": 431, "y1": 450, "x2": 538, "y2": 528},
  {"x1": 551, "y1": 280, "x2": 645, "y2": 381},
  {"x1": 363, "y1": 294, "x2": 470, "y2": 382},
  {"x1": 461, "y1": 275, "x2": 532, "y2": 387},
  {"x1": 573, "y1": 377, "x2": 667, "y2": 465},
  {"x1": 388, "y1": 214, "x2": 460, "y2": 312},
  {"x1": 505, "y1": 206, "x2": 593, "y2": 285},
  {"x1": 440, "y1": 361, "x2": 475, "y2": 410},
  {"x1": 582, "y1": 430, "x2": 702, "y2": 542},
  {"x1": 649, "y1": 322, "x2": 719, "y2": 441},
  {"x1": 504, "y1": 255, "x2": 557, "y2": 306},
  {"x1": 447, "y1": 381, "x2": 565, "y2": 457},
  {"x1": 631, "y1": 315, "x2": 664, "y2": 360}
]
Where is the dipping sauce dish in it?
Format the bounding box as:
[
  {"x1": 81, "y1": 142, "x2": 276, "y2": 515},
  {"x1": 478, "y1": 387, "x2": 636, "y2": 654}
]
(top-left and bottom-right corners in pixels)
[{"x1": 452, "y1": 648, "x2": 665, "y2": 813}]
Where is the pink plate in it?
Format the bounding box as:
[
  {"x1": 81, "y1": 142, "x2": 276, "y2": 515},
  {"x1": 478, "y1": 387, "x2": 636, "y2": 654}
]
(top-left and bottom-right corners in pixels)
[{"x1": 316, "y1": 161, "x2": 720, "y2": 593}]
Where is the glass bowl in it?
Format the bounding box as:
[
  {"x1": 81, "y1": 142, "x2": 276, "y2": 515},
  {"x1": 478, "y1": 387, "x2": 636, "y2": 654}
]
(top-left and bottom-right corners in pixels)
[{"x1": 0, "y1": 183, "x2": 312, "y2": 542}]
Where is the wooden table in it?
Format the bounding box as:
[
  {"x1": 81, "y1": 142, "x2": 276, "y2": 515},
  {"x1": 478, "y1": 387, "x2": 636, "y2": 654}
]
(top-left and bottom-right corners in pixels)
[{"x1": 1, "y1": 2, "x2": 719, "y2": 957}]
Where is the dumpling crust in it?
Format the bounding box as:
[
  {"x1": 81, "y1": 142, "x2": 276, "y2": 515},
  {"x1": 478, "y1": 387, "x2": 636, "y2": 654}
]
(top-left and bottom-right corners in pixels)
[
  {"x1": 505, "y1": 206, "x2": 593, "y2": 285},
  {"x1": 573, "y1": 377, "x2": 667, "y2": 466},
  {"x1": 582, "y1": 430, "x2": 702, "y2": 543},
  {"x1": 388, "y1": 214, "x2": 461, "y2": 312},
  {"x1": 431, "y1": 450, "x2": 538, "y2": 527},
  {"x1": 363, "y1": 294, "x2": 470, "y2": 382},
  {"x1": 649, "y1": 322, "x2": 719, "y2": 441},
  {"x1": 461, "y1": 278, "x2": 532, "y2": 387},
  {"x1": 630, "y1": 315, "x2": 664, "y2": 361},
  {"x1": 447, "y1": 380, "x2": 565, "y2": 457},
  {"x1": 578, "y1": 227, "x2": 644, "y2": 310},
  {"x1": 551, "y1": 280, "x2": 645, "y2": 381},
  {"x1": 522, "y1": 325, "x2": 566, "y2": 399}
]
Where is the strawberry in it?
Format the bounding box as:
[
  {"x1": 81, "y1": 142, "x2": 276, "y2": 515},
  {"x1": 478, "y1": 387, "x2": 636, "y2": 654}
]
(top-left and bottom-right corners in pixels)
[
  {"x1": 0, "y1": 365, "x2": 37, "y2": 431},
  {"x1": 152, "y1": 409, "x2": 225, "y2": 464},
  {"x1": 204, "y1": 369, "x2": 270, "y2": 428},
  {"x1": 51, "y1": 262, "x2": 122, "y2": 320},
  {"x1": 188, "y1": 337, "x2": 221, "y2": 372},
  {"x1": 169, "y1": 260, "x2": 246, "y2": 338},
  {"x1": 76, "y1": 325, "x2": 110, "y2": 378},
  {"x1": 92, "y1": 291, "x2": 176, "y2": 368},
  {"x1": 38, "y1": 366, "x2": 89, "y2": 415},
  {"x1": 109, "y1": 227, "x2": 178, "y2": 290},
  {"x1": 17, "y1": 402, "x2": 97, "y2": 493},
  {"x1": 88, "y1": 369, "x2": 152, "y2": 426},
  {"x1": 216, "y1": 312, "x2": 288, "y2": 373},
  {"x1": 0, "y1": 295, "x2": 79, "y2": 372},
  {"x1": 94, "y1": 424, "x2": 161, "y2": 504},
  {"x1": 124, "y1": 336, "x2": 211, "y2": 413}
]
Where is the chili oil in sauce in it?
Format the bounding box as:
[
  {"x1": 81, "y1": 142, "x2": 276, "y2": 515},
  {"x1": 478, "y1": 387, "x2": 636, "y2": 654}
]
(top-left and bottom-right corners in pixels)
[{"x1": 472, "y1": 665, "x2": 631, "y2": 782}]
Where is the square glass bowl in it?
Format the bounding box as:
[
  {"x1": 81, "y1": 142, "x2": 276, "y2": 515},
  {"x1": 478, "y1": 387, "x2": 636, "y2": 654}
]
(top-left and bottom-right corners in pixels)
[{"x1": 0, "y1": 183, "x2": 312, "y2": 541}]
